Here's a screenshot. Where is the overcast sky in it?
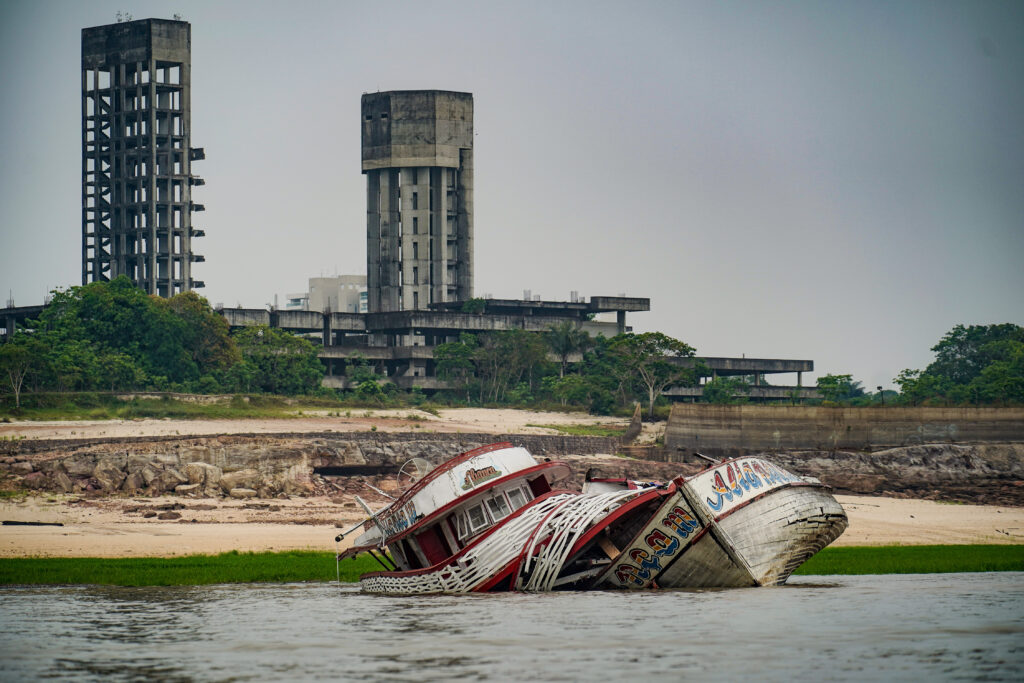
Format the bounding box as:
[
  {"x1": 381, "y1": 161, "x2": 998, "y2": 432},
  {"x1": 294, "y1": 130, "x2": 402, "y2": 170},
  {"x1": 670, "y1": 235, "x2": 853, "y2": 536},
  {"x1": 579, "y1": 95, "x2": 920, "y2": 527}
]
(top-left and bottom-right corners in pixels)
[{"x1": 2, "y1": 0, "x2": 1022, "y2": 390}]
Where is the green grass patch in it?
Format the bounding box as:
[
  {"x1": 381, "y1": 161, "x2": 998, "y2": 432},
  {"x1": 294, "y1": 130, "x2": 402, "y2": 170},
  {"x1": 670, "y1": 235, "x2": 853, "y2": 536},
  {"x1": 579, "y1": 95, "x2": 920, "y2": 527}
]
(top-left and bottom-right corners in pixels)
[
  {"x1": 3, "y1": 545, "x2": 1020, "y2": 587},
  {"x1": 527, "y1": 423, "x2": 627, "y2": 438},
  {"x1": 0, "y1": 551, "x2": 383, "y2": 586},
  {"x1": 794, "y1": 544, "x2": 1024, "y2": 575}
]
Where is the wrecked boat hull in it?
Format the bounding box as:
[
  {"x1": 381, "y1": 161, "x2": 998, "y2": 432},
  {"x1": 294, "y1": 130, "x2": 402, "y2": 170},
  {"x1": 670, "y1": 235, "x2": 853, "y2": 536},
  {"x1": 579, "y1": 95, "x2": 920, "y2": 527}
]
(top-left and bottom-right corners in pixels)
[{"x1": 341, "y1": 444, "x2": 847, "y2": 594}]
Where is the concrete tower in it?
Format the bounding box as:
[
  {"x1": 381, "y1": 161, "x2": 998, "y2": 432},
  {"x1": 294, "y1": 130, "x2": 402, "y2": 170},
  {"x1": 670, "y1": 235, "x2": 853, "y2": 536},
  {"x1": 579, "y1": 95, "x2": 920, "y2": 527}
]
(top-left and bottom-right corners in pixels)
[
  {"x1": 362, "y1": 90, "x2": 473, "y2": 312},
  {"x1": 82, "y1": 18, "x2": 205, "y2": 297}
]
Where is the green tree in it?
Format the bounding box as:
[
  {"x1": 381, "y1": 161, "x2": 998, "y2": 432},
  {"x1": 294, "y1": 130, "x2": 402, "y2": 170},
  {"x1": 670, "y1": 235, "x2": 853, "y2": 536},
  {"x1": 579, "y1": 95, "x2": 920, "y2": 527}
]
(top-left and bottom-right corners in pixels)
[
  {"x1": 460, "y1": 298, "x2": 487, "y2": 314},
  {"x1": 433, "y1": 333, "x2": 479, "y2": 402},
  {"x1": 541, "y1": 373, "x2": 592, "y2": 406},
  {"x1": 894, "y1": 323, "x2": 1024, "y2": 405},
  {"x1": 702, "y1": 376, "x2": 750, "y2": 405},
  {"x1": 165, "y1": 291, "x2": 239, "y2": 375},
  {"x1": 0, "y1": 340, "x2": 37, "y2": 408},
  {"x1": 966, "y1": 340, "x2": 1024, "y2": 404},
  {"x1": 232, "y1": 325, "x2": 324, "y2": 395},
  {"x1": 473, "y1": 330, "x2": 549, "y2": 403},
  {"x1": 546, "y1": 321, "x2": 591, "y2": 378},
  {"x1": 609, "y1": 332, "x2": 697, "y2": 418},
  {"x1": 816, "y1": 374, "x2": 865, "y2": 404},
  {"x1": 928, "y1": 324, "x2": 1024, "y2": 386}
]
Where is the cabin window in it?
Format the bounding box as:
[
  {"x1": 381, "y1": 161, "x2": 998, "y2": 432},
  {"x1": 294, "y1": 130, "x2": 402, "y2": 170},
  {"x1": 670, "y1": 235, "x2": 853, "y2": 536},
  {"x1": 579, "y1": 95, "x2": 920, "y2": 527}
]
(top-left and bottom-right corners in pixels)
[
  {"x1": 455, "y1": 513, "x2": 468, "y2": 540},
  {"x1": 507, "y1": 487, "x2": 528, "y2": 510},
  {"x1": 467, "y1": 503, "x2": 489, "y2": 533},
  {"x1": 487, "y1": 495, "x2": 511, "y2": 521}
]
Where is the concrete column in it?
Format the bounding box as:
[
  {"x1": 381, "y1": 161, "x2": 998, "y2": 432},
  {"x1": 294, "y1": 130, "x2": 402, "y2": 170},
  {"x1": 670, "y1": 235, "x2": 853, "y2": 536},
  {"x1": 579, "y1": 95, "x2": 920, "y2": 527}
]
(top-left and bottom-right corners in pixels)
[
  {"x1": 366, "y1": 171, "x2": 382, "y2": 312},
  {"x1": 616, "y1": 311, "x2": 626, "y2": 334},
  {"x1": 322, "y1": 311, "x2": 332, "y2": 347},
  {"x1": 457, "y1": 148, "x2": 473, "y2": 300}
]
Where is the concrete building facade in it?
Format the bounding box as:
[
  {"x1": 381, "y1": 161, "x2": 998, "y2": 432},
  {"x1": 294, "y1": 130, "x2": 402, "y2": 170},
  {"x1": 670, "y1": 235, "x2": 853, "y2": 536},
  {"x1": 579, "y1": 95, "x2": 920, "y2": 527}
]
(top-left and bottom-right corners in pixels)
[
  {"x1": 81, "y1": 18, "x2": 205, "y2": 297},
  {"x1": 362, "y1": 90, "x2": 473, "y2": 312},
  {"x1": 284, "y1": 276, "x2": 368, "y2": 314}
]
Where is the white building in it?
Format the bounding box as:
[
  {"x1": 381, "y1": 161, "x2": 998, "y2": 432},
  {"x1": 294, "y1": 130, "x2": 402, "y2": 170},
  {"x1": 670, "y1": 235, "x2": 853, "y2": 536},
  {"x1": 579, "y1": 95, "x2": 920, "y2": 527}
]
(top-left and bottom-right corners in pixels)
[{"x1": 284, "y1": 276, "x2": 367, "y2": 313}]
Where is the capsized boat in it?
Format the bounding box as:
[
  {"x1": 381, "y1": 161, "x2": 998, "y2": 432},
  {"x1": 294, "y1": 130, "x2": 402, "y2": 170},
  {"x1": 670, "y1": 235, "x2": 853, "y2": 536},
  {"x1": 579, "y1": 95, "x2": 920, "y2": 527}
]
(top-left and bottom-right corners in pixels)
[{"x1": 336, "y1": 442, "x2": 847, "y2": 593}]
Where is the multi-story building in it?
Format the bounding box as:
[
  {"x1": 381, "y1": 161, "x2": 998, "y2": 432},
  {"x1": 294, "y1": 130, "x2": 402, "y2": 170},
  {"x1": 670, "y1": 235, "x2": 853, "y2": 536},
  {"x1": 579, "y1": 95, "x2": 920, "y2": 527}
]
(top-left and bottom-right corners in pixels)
[
  {"x1": 81, "y1": 18, "x2": 205, "y2": 296},
  {"x1": 284, "y1": 276, "x2": 368, "y2": 314},
  {"x1": 362, "y1": 90, "x2": 473, "y2": 312}
]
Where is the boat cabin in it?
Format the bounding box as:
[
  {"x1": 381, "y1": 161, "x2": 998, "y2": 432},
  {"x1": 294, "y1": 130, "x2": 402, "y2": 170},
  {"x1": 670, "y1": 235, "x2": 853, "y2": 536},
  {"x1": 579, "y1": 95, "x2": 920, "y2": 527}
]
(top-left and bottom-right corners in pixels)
[{"x1": 351, "y1": 443, "x2": 570, "y2": 571}]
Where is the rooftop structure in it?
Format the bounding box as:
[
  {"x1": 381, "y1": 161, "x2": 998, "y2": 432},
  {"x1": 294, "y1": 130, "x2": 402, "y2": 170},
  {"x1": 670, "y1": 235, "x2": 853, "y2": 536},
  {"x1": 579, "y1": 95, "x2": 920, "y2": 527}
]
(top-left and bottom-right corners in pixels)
[
  {"x1": 362, "y1": 90, "x2": 473, "y2": 312},
  {"x1": 81, "y1": 18, "x2": 205, "y2": 297},
  {"x1": 284, "y1": 275, "x2": 368, "y2": 313}
]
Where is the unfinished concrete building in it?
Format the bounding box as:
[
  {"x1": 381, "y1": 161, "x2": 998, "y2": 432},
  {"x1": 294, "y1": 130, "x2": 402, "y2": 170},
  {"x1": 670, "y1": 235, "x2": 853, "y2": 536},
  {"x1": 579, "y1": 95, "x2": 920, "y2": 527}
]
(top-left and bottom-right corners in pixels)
[
  {"x1": 81, "y1": 18, "x2": 205, "y2": 296},
  {"x1": 362, "y1": 90, "x2": 473, "y2": 312}
]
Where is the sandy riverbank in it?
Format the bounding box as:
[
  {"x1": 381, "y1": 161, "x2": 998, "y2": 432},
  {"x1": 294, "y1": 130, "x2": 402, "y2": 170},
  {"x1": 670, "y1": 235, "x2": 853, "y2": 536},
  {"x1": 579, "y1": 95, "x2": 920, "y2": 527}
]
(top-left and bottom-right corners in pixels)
[
  {"x1": 2, "y1": 493, "x2": 1021, "y2": 558},
  {"x1": 1, "y1": 410, "x2": 1020, "y2": 558},
  {"x1": 0, "y1": 408, "x2": 634, "y2": 441}
]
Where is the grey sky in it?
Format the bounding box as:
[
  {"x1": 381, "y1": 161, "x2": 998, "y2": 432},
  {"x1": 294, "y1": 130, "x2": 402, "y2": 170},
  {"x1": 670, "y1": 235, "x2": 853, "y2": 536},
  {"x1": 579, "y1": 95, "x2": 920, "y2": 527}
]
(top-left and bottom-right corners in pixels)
[{"x1": 1, "y1": 0, "x2": 1022, "y2": 391}]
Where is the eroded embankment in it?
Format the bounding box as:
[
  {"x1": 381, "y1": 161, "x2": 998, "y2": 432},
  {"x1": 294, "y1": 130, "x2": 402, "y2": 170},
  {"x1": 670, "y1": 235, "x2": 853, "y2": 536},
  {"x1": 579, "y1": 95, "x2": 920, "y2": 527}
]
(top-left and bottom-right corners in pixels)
[
  {"x1": 771, "y1": 443, "x2": 1024, "y2": 506},
  {"x1": 1, "y1": 434, "x2": 1022, "y2": 506},
  {"x1": 0, "y1": 433, "x2": 627, "y2": 501}
]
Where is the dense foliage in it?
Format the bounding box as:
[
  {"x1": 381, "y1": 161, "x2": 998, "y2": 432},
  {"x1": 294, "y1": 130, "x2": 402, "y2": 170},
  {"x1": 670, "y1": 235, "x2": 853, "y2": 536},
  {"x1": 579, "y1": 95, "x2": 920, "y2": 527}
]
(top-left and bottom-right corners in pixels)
[
  {"x1": 0, "y1": 278, "x2": 712, "y2": 415},
  {"x1": 0, "y1": 277, "x2": 323, "y2": 403},
  {"x1": 895, "y1": 324, "x2": 1024, "y2": 405},
  {"x1": 433, "y1": 327, "x2": 699, "y2": 415}
]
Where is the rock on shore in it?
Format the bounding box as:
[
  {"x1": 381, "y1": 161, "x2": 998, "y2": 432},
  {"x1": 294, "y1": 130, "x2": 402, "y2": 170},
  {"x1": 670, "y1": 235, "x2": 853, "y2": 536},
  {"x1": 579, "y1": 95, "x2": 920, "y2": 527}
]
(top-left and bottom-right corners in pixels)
[{"x1": 0, "y1": 434, "x2": 1021, "y2": 505}]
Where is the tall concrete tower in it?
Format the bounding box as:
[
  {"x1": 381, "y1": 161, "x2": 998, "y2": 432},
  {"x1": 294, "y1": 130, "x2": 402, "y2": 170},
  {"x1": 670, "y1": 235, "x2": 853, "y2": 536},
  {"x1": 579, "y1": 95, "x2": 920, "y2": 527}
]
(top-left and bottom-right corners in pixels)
[
  {"x1": 81, "y1": 18, "x2": 205, "y2": 297},
  {"x1": 362, "y1": 90, "x2": 473, "y2": 312}
]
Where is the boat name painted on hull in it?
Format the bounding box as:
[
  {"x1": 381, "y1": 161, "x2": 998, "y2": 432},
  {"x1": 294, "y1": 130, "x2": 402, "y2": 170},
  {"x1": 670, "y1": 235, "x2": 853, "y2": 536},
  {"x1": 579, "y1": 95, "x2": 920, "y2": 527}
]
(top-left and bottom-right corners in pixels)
[
  {"x1": 695, "y1": 458, "x2": 802, "y2": 515},
  {"x1": 379, "y1": 501, "x2": 418, "y2": 538},
  {"x1": 609, "y1": 495, "x2": 703, "y2": 588},
  {"x1": 462, "y1": 466, "x2": 502, "y2": 490}
]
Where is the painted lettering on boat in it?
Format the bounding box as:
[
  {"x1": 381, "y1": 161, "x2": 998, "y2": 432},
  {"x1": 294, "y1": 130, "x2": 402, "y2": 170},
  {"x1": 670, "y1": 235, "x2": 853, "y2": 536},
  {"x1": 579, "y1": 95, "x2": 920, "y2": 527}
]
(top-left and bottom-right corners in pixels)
[
  {"x1": 610, "y1": 497, "x2": 702, "y2": 588},
  {"x1": 379, "y1": 501, "x2": 418, "y2": 537},
  {"x1": 461, "y1": 465, "x2": 501, "y2": 490},
  {"x1": 697, "y1": 458, "x2": 801, "y2": 515},
  {"x1": 662, "y1": 506, "x2": 699, "y2": 539}
]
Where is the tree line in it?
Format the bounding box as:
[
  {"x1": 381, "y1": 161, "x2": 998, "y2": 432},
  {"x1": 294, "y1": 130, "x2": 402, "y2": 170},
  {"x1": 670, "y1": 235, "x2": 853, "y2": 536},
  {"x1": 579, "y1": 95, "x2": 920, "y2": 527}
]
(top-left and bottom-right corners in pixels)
[
  {"x1": 6, "y1": 279, "x2": 1016, "y2": 412},
  {"x1": 432, "y1": 324, "x2": 700, "y2": 416},
  {"x1": 815, "y1": 323, "x2": 1023, "y2": 406},
  {"x1": 0, "y1": 277, "x2": 324, "y2": 407}
]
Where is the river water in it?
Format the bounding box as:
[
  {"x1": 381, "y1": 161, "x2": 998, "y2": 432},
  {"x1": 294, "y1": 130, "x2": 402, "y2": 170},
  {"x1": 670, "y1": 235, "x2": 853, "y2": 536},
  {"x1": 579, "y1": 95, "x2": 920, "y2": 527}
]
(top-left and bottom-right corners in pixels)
[{"x1": 1, "y1": 573, "x2": 1022, "y2": 682}]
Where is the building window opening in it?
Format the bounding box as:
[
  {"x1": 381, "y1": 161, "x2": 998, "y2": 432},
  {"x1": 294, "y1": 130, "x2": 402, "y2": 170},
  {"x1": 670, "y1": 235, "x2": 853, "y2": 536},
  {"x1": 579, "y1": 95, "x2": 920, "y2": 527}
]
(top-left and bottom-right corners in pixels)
[{"x1": 412, "y1": 192, "x2": 418, "y2": 210}]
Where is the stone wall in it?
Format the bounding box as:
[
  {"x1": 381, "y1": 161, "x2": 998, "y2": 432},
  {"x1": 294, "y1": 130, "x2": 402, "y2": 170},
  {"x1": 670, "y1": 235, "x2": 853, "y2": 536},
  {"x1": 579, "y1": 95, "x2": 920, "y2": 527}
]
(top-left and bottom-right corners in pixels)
[
  {"x1": 0, "y1": 433, "x2": 622, "y2": 498},
  {"x1": 666, "y1": 405, "x2": 1024, "y2": 457}
]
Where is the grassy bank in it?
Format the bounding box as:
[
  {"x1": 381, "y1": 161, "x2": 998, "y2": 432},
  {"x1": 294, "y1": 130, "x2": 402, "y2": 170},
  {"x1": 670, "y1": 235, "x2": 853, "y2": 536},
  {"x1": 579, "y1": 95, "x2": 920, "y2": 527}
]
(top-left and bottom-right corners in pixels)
[
  {"x1": 2, "y1": 545, "x2": 1022, "y2": 587},
  {"x1": 0, "y1": 551, "x2": 382, "y2": 586},
  {"x1": 793, "y1": 544, "x2": 1024, "y2": 576}
]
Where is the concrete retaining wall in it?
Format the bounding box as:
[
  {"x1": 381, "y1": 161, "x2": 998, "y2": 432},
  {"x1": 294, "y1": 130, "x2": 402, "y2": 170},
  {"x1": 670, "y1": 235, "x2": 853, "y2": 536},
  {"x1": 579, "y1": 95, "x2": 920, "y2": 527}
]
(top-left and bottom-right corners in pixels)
[{"x1": 665, "y1": 405, "x2": 1024, "y2": 456}]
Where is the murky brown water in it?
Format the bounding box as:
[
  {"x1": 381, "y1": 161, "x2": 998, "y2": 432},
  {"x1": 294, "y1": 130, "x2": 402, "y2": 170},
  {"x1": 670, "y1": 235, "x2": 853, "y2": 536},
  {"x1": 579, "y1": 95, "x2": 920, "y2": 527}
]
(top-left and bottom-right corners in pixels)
[{"x1": 1, "y1": 573, "x2": 1022, "y2": 681}]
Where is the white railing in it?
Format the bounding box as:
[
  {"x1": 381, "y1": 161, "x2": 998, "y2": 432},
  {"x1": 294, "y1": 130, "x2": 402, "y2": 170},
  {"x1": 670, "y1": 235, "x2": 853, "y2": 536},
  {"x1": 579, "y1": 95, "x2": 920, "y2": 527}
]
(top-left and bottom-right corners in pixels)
[
  {"x1": 360, "y1": 488, "x2": 647, "y2": 595},
  {"x1": 361, "y1": 494, "x2": 576, "y2": 594},
  {"x1": 515, "y1": 489, "x2": 645, "y2": 591}
]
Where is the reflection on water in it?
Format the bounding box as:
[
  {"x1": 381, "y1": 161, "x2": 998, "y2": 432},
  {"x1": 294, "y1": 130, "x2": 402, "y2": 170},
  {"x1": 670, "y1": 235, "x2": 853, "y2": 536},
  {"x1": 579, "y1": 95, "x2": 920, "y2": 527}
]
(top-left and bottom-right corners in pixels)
[{"x1": 1, "y1": 574, "x2": 1022, "y2": 682}]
